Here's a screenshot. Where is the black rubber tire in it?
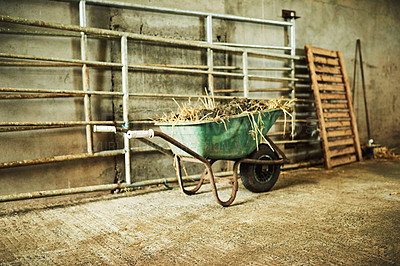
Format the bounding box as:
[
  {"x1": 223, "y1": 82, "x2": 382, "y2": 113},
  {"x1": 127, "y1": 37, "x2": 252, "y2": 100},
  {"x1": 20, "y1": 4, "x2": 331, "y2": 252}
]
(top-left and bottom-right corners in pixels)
[{"x1": 240, "y1": 144, "x2": 281, "y2": 193}]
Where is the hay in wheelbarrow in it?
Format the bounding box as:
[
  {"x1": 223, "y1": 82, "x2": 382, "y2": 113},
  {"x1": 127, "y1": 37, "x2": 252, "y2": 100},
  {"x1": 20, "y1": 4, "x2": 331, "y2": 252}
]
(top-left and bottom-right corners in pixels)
[
  {"x1": 158, "y1": 97, "x2": 293, "y2": 124},
  {"x1": 156, "y1": 97, "x2": 294, "y2": 159}
]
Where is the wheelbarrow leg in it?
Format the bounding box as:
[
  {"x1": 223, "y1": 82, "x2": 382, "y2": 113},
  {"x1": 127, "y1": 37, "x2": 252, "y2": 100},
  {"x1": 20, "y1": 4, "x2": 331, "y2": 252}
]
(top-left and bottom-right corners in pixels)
[
  {"x1": 207, "y1": 160, "x2": 240, "y2": 207},
  {"x1": 174, "y1": 156, "x2": 206, "y2": 195}
]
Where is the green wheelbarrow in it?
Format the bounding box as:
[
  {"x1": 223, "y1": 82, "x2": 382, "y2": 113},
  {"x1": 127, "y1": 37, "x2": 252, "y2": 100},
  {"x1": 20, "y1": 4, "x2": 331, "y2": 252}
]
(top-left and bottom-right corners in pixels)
[{"x1": 95, "y1": 108, "x2": 289, "y2": 207}]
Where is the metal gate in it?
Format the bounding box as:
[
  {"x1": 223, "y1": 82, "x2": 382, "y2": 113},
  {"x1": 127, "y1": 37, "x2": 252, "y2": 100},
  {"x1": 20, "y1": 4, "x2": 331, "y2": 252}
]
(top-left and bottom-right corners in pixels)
[{"x1": 0, "y1": 0, "x2": 311, "y2": 201}]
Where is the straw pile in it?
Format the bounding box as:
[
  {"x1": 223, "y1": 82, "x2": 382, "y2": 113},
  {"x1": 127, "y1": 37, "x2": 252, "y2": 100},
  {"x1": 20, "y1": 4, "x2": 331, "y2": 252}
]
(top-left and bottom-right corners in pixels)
[
  {"x1": 374, "y1": 147, "x2": 400, "y2": 160},
  {"x1": 158, "y1": 97, "x2": 293, "y2": 123}
]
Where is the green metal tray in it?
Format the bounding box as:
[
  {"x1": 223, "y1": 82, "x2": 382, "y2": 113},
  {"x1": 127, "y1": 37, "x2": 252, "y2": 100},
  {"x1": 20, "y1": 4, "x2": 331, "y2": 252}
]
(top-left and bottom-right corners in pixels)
[{"x1": 156, "y1": 109, "x2": 282, "y2": 159}]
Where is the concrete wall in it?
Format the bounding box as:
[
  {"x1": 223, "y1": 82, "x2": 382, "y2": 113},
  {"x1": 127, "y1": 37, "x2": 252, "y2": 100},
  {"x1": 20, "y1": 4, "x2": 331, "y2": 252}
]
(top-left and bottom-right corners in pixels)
[
  {"x1": 224, "y1": 0, "x2": 400, "y2": 146},
  {"x1": 0, "y1": 0, "x2": 399, "y2": 195}
]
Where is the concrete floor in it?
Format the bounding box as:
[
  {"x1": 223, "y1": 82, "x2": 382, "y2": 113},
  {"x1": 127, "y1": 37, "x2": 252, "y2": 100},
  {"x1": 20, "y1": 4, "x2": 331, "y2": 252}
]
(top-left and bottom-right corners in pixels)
[{"x1": 0, "y1": 159, "x2": 399, "y2": 265}]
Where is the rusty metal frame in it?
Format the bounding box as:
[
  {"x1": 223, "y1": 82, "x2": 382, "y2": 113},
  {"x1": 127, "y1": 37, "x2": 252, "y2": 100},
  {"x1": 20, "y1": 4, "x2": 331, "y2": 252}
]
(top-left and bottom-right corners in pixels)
[{"x1": 141, "y1": 130, "x2": 288, "y2": 207}]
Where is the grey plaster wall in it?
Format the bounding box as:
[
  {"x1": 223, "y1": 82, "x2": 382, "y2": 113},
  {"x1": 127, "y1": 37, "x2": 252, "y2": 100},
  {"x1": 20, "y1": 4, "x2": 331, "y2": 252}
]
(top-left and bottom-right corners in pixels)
[
  {"x1": 0, "y1": 0, "x2": 399, "y2": 195},
  {"x1": 225, "y1": 0, "x2": 400, "y2": 146}
]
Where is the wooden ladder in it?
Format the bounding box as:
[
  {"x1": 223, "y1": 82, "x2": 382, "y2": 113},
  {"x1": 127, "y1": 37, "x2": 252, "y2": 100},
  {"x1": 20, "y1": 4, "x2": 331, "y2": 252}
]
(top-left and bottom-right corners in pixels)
[{"x1": 305, "y1": 45, "x2": 362, "y2": 169}]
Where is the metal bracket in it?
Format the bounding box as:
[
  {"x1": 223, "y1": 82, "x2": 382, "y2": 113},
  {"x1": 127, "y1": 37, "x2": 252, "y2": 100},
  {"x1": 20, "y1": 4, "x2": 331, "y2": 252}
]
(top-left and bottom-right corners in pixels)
[{"x1": 282, "y1": 10, "x2": 300, "y2": 20}]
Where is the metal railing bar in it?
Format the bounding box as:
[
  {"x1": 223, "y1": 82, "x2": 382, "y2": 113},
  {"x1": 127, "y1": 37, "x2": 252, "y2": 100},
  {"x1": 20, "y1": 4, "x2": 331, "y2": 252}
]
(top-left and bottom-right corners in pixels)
[
  {"x1": 247, "y1": 50, "x2": 300, "y2": 60},
  {"x1": 0, "y1": 125, "x2": 83, "y2": 132},
  {"x1": 214, "y1": 42, "x2": 291, "y2": 50},
  {"x1": 0, "y1": 149, "x2": 125, "y2": 169},
  {"x1": 0, "y1": 28, "x2": 295, "y2": 58},
  {"x1": 0, "y1": 87, "x2": 123, "y2": 96},
  {"x1": 0, "y1": 118, "x2": 313, "y2": 130},
  {"x1": 0, "y1": 52, "x2": 122, "y2": 67},
  {"x1": 80, "y1": 0, "x2": 94, "y2": 155},
  {"x1": 123, "y1": 119, "x2": 311, "y2": 125},
  {"x1": 0, "y1": 27, "x2": 81, "y2": 37},
  {"x1": 0, "y1": 61, "x2": 84, "y2": 67},
  {"x1": 127, "y1": 64, "x2": 244, "y2": 77},
  {"x1": 0, "y1": 61, "x2": 293, "y2": 73},
  {"x1": 0, "y1": 121, "x2": 124, "y2": 126},
  {"x1": 0, "y1": 171, "x2": 235, "y2": 202},
  {"x1": 127, "y1": 92, "x2": 236, "y2": 100},
  {"x1": 0, "y1": 54, "x2": 295, "y2": 76},
  {"x1": 120, "y1": 35, "x2": 132, "y2": 184},
  {"x1": 213, "y1": 88, "x2": 292, "y2": 93},
  {"x1": 248, "y1": 74, "x2": 298, "y2": 82},
  {"x1": 0, "y1": 15, "x2": 299, "y2": 60},
  {"x1": 0, "y1": 94, "x2": 78, "y2": 99},
  {"x1": 248, "y1": 67, "x2": 292, "y2": 71},
  {"x1": 0, "y1": 61, "x2": 292, "y2": 72},
  {"x1": 52, "y1": 0, "x2": 292, "y2": 26},
  {"x1": 0, "y1": 88, "x2": 314, "y2": 103}
]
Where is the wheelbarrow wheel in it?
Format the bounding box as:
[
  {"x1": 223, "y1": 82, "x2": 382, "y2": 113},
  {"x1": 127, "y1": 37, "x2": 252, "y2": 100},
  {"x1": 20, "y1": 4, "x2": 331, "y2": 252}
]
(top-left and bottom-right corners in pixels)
[{"x1": 240, "y1": 144, "x2": 280, "y2": 193}]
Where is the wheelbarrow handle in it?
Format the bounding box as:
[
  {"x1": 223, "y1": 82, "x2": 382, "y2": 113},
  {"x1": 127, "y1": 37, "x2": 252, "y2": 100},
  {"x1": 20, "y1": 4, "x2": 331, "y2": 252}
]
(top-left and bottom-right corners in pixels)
[
  {"x1": 126, "y1": 129, "x2": 154, "y2": 139},
  {"x1": 93, "y1": 125, "x2": 239, "y2": 207},
  {"x1": 93, "y1": 125, "x2": 154, "y2": 139},
  {"x1": 93, "y1": 125, "x2": 117, "y2": 133}
]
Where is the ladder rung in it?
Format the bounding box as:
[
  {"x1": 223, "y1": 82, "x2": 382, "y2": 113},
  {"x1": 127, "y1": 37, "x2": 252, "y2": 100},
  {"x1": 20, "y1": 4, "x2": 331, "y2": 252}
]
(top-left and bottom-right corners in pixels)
[
  {"x1": 330, "y1": 154, "x2": 357, "y2": 167},
  {"x1": 324, "y1": 112, "x2": 350, "y2": 119},
  {"x1": 318, "y1": 84, "x2": 345, "y2": 91},
  {"x1": 314, "y1": 56, "x2": 340, "y2": 66},
  {"x1": 328, "y1": 137, "x2": 354, "y2": 148},
  {"x1": 317, "y1": 75, "x2": 343, "y2": 83},
  {"x1": 325, "y1": 121, "x2": 351, "y2": 128},
  {"x1": 329, "y1": 146, "x2": 356, "y2": 157},
  {"x1": 315, "y1": 65, "x2": 342, "y2": 74},
  {"x1": 310, "y1": 47, "x2": 338, "y2": 58},
  {"x1": 320, "y1": 93, "x2": 347, "y2": 100},
  {"x1": 327, "y1": 129, "x2": 353, "y2": 137},
  {"x1": 322, "y1": 103, "x2": 348, "y2": 109}
]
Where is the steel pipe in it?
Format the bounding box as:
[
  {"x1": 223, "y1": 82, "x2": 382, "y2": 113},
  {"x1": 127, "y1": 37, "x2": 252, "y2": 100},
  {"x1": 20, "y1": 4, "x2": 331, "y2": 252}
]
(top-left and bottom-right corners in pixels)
[
  {"x1": 206, "y1": 15, "x2": 214, "y2": 96},
  {"x1": 0, "y1": 149, "x2": 124, "y2": 169},
  {"x1": 0, "y1": 158, "x2": 323, "y2": 203},
  {"x1": 0, "y1": 88, "x2": 306, "y2": 101},
  {"x1": 0, "y1": 94, "x2": 76, "y2": 99},
  {"x1": 128, "y1": 92, "x2": 236, "y2": 99},
  {"x1": 0, "y1": 87, "x2": 123, "y2": 96},
  {"x1": 0, "y1": 118, "x2": 311, "y2": 128},
  {"x1": 0, "y1": 61, "x2": 83, "y2": 67},
  {"x1": 0, "y1": 61, "x2": 292, "y2": 72},
  {"x1": 127, "y1": 64, "x2": 243, "y2": 77},
  {"x1": 213, "y1": 88, "x2": 292, "y2": 93},
  {"x1": 0, "y1": 144, "x2": 171, "y2": 169},
  {"x1": 213, "y1": 42, "x2": 291, "y2": 50},
  {"x1": 0, "y1": 121, "x2": 123, "y2": 126},
  {"x1": 0, "y1": 171, "x2": 233, "y2": 202},
  {"x1": 0, "y1": 53, "x2": 291, "y2": 79},
  {"x1": 79, "y1": 0, "x2": 94, "y2": 154},
  {"x1": 0, "y1": 52, "x2": 122, "y2": 67},
  {"x1": 0, "y1": 15, "x2": 300, "y2": 60},
  {"x1": 0, "y1": 27, "x2": 81, "y2": 38},
  {"x1": 121, "y1": 35, "x2": 131, "y2": 184},
  {"x1": 0, "y1": 125, "x2": 79, "y2": 132},
  {"x1": 242, "y1": 50, "x2": 249, "y2": 97},
  {"x1": 291, "y1": 18, "x2": 297, "y2": 138},
  {"x1": 248, "y1": 74, "x2": 298, "y2": 82},
  {"x1": 53, "y1": 0, "x2": 292, "y2": 26}
]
